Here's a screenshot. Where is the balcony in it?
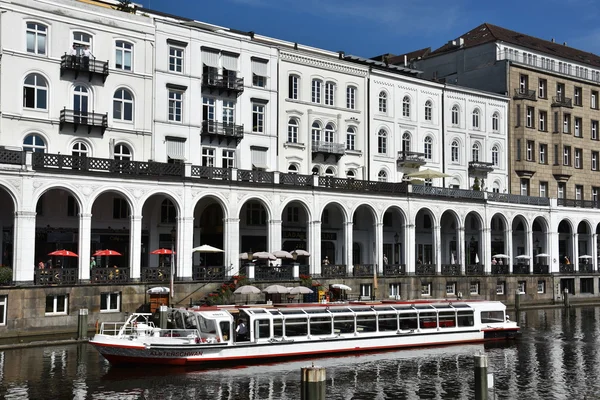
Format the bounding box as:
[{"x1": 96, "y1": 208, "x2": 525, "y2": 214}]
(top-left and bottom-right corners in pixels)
[
  {"x1": 397, "y1": 151, "x2": 426, "y2": 168},
  {"x1": 552, "y1": 96, "x2": 573, "y2": 108},
  {"x1": 59, "y1": 108, "x2": 108, "y2": 134},
  {"x1": 513, "y1": 88, "x2": 536, "y2": 101},
  {"x1": 60, "y1": 54, "x2": 109, "y2": 83},
  {"x1": 311, "y1": 141, "x2": 345, "y2": 161},
  {"x1": 415, "y1": 264, "x2": 436, "y2": 275},
  {"x1": 468, "y1": 161, "x2": 495, "y2": 176},
  {"x1": 201, "y1": 74, "x2": 244, "y2": 96},
  {"x1": 201, "y1": 120, "x2": 244, "y2": 145},
  {"x1": 557, "y1": 198, "x2": 600, "y2": 209}
]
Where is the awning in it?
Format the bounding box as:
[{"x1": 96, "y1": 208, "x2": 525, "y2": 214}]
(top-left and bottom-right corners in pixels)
[
  {"x1": 166, "y1": 138, "x2": 186, "y2": 160},
  {"x1": 252, "y1": 163, "x2": 269, "y2": 170},
  {"x1": 202, "y1": 49, "x2": 219, "y2": 68},
  {"x1": 222, "y1": 54, "x2": 238, "y2": 71},
  {"x1": 251, "y1": 59, "x2": 268, "y2": 76}
]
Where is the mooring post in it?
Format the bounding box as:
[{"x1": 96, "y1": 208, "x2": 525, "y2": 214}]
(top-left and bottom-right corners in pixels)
[
  {"x1": 474, "y1": 353, "x2": 488, "y2": 400},
  {"x1": 77, "y1": 309, "x2": 88, "y2": 340},
  {"x1": 159, "y1": 305, "x2": 168, "y2": 329},
  {"x1": 301, "y1": 364, "x2": 326, "y2": 400},
  {"x1": 514, "y1": 289, "x2": 520, "y2": 313},
  {"x1": 563, "y1": 288, "x2": 570, "y2": 308}
]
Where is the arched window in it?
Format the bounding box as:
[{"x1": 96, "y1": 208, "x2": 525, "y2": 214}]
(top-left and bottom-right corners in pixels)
[
  {"x1": 26, "y1": 22, "x2": 47, "y2": 55},
  {"x1": 492, "y1": 145, "x2": 499, "y2": 166},
  {"x1": 72, "y1": 141, "x2": 89, "y2": 157},
  {"x1": 451, "y1": 140, "x2": 459, "y2": 162},
  {"x1": 424, "y1": 136, "x2": 433, "y2": 160},
  {"x1": 312, "y1": 166, "x2": 320, "y2": 175},
  {"x1": 288, "y1": 164, "x2": 298, "y2": 174},
  {"x1": 492, "y1": 112, "x2": 500, "y2": 132},
  {"x1": 324, "y1": 123, "x2": 335, "y2": 143},
  {"x1": 311, "y1": 79, "x2": 322, "y2": 103},
  {"x1": 451, "y1": 105, "x2": 459, "y2": 125},
  {"x1": 472, "y1": 142, "x2": 480, "y2": 162},
  {"x1": 378, "y1": 170, "x2": 387, "y2": 182},
  {"x1": 378, "y1": 129, "x2": 387, "y2": 154},
  {"x1": 311, "y1": 121, "x2": 322, "y2": 142},
  {"x1": 492, "y1": 181, "x2": 500, "y2": 193},
  {"x1": 346, "y1": 126, "x2": 356, "y2": 150},
  {"x1": 402, "y1": 96, "x2": 410, "y2": 117},
  {"x1": 402, "y1": 132, "x2": 411, "y2": 153},
  {"x1": 115, "y1": 41, "x2": 133, "y2": 71},
  {"x1": 472, "y1": 109, "x2": 480, "y2": 129},
  {"x1": 378, "y1": 91, "x2": 387, "y2": 113},
  {"x1": 160, "y1": 199, "x2": 176, "y2": 224},
  {"x1": 72, "y1": 31, "x2": 92, "y2": 56},
  {"x1": 325, "y1": 167, "x2": 335, "y2": 176},
  {"x1": 113, "y1": 88, "x2": 133, "y2": 121},
  {"x1": 424, "y1": 100, "x2": 432, "y2": 121},
  {"x1": 23, "y1": 73, "x2": 48, "y2": 110},
  {"x1": 113, "y1": 143, "x2": 131, "y2": 160},
  {"x1": 23, "y1": 133, "x2": 46, "y2": 153},
  {"x1": 287, "y1": 118, "x2": 298, "y2": 143},
  {"x1": 346, "y1": 170, "x2": 355, "y2": 179}
]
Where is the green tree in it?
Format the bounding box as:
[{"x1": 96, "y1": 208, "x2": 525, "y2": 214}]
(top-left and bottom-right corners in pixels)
[
  {"x1": 114, "y1": 0, "x2": 134, "y2": 13},
  {"x1": 472, "y1": 177, "x2": 481, "y2": 191}
]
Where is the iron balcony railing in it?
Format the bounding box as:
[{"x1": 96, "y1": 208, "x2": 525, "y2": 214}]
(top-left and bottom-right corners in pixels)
[
  {"x1": 557, "y1": 198, "x2": 600, "y2": 209},
  {"x1": 60, "y1": 108, "x2": 108, "y2": 133},
  {"x1": 513, "y1": 88, "x2": 536, "y2": 101},
  {"x1": 488, "y1": 192, "x2": 550, "y2": 206},
  {"x1": 91, "y1": 267, "x2": 130, "y2": 283},
  {"x1": 412, "y1": 185, "x2": 485, "y2": 200},
  {"x1": 397, "y1": 151, "x2": 427, "y2": 168},
  {"x1": 513, "y1": 265, "x2": 530, "y2": 275},
  {"x1": 533, "y1": 264, "x2": 550, "y2": 274},
  {"x1": 468, "y1": 161, "x2": 495, "y2": 174},
  {"x1": 60, "y1": 54, "x2": 109, "y2": 82},
  {"x1": 552, "y1": 95, "x2": 573, "y2": 108},
  {"x1": 192, "y1": 266, "x2": 226, "y2": 281},
  {"x1": 0, "y1": 148, "x2": 24, "y2": 165},
  {"x1": 202, "y1": 74, "x2": 244, "y2": 94},
  {"x1": 280, "y1": 173, "x2": 313, "y2": 186},
  {"x1": 441, "y1": 264, "x2": 461, "y2": 276},
  {"x1": 466, "y1": 264, "x2": 484, "y2": 275},
  {"x1": 35, "y1": 267, "x2": 78, "y2": 285},
  {"x1": 312, "y1": 141, "x2": 345, "y2": 155},
  {"x1": 191, "y1": 166, "x2": 231, "y2": 180},
  {"x1": 383, "y1": 264, "x2": 406, "y2": 276},
  {"x1": 415, "y1": 264, "x2": 436, "y2": 275},
  {"x1": 201, "y1": 120, "x2": 244, "y2": 139},
  {"x1": 321, "y1": 264, "x2": 347, "y2": 278},
  {"x1": 492, "y1": 265, "x2": 509, "y2": 275}
]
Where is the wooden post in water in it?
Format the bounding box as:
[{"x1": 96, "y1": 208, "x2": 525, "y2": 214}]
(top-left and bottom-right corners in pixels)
[
  {"x1": 301, "y1": 364, "x2": 326, "y2": 400},
  {"x1": 474, "y1": 353, "x2": 488, "y2": 400},
  {"x1": 77, "y1": 309, "x2": 88, "y2": 339},
  {"x1": 159, "y1": 305, "x2": 168, "y2": 329},
  {"x1": 563, "y1": 288, "x2": 570, "y2": 308}
]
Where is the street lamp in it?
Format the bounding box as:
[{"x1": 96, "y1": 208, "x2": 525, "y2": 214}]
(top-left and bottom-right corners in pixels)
[{"x1": 170, "y1": 226, "x2": 176, "y2": 301}]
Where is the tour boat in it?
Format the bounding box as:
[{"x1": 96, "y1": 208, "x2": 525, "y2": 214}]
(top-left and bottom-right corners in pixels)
[{"x1": 89, "y1": 300, "x2": 519, "y2": 366}]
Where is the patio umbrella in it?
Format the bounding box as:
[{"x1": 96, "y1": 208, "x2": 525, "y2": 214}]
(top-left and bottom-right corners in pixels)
[
  {"x1": 234, "y1": 285, "x2": 261, "y2": 304},
  {"x1": 475, "y1": 253, "x2": 479, "y2": 264},
  {"x1": 331, "y1": 283, "x2": 352, "y2": 291},
  {"x1": 406, "y1": 168, "x2": 451, "y2": 179},
  {"x1": 48, "y1": 249, "x2": 78, "y2": 268},
  {"x1": 292, "y1": 249, "x2": 311, "y2": 257},
  {"x1": 253, "y1": 252, "x2": 277, "y2": 261},
  {"x1": 288, "y1": 286, "x2": 313, "y2": 295},
  {"x1": 263, "y1": 284, "x2": 289, "y2": 294},
  {"x1": 192, "y1": 245, "x2": 224, "y2": 253},
  {"x1": 579, "y1": 255, "x2": 593, "y2": 259},
  {"x1": 493, "y1": 254, "x2": 509, "y2": 259},
  {"x1": 273, "y1": 250, "x2": 294, "y2": 259},
  {"x1": 515, "y1": 255, "x2": 531, "y2": 259},
  {"x1": 147, "y1": 286, "x2": 170, "y2": 294},
  {"x1": 450, "y1": 252, "x2": 456, "y2": 265},
  {"x1": 92, "y1": 249, "x2": 122, "y2": 268},
  {"x1": 239, "y1": 252, "x2": 253, "y2": 260},
  {"x1": 535, "y1": 253, "x2": 550, "y2": 257},
  {"x1": 150, "y1": 248, "x2": 174, "y2": 255}
]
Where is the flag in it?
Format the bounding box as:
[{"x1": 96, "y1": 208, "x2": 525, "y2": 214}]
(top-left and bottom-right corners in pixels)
[{"x1": 475, "y1": 253, "x2": 480, "y2": 264}]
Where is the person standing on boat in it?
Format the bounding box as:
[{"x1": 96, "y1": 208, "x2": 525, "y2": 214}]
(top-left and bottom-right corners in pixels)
[{"x1": 236, "y1": 319, "x2": 248, "y2": 341}]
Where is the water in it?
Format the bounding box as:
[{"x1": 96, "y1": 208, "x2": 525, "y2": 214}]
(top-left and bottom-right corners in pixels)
[{"x1": 1, "y1": 307, "x2": 599, "y2": 399}]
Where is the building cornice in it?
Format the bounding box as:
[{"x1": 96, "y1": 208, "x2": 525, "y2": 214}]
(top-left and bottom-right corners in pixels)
[{"x1": 280, "y1": 51, "x2": 368, "y2": 77}]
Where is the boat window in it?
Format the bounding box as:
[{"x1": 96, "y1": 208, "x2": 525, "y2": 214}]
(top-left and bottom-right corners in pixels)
[
  {"x1": 434, "y1": 304, "x2": 454, "y2": 310},
  {"x1": 373, "y1": 306, "x2": 394, "y2": 311},
  {"x1": 419, "y1": 312, "x2": 438, "y2": 329},
  {"x1": 356, "y1": 315, "x2": 377, "y2": 332},
  {"x1": 329, "y1": 307, "x2": 352, "y2": 313},
  {"x1": 399, "y1": 313, "x2": 418, "y2": 330},
  {"x1": 185, "y1": 313, "x2": 198, "y2": 329},
  {"x1": 284, "y1": 318, "x2": 308, "y2": 337},
  {"x1": 273, "y1": 318, "x2": 283, "y2": 337},
  {"x1": 438, "y1": 312, "x2": 456, "y2": 328},
  {"x1": 199, "y1": 315, "x2": 217, "y2": 334},
  {"x1": 457, "y1": 311, "x2": 474, "y2": 327},
  {"x1": 350, "y1": 307, "x2": 372, "y2": 313},
  {"x1": 391, "y1": 306, "x2": 412, "y2": 311},
  {"x1": 219, "y1": 321, "x2": 231, "y2": 341},
  {"x1": 333, "y1": 316, "x2": 354, "y2": 334},
  {"x1": 306, "y1": 309, "x2": 328, "y2": 314},
  {"x1": 252, "y1": 309, "x2": 268, "y2": 314},
  {"x1": 255, "y1": 319, "x2": 271, "y2": 339},
  {"x1": 269, "y1": 310, "x2": 282, "y2": 316},
  {"x1": 481, "y1": 310, "x2": 504, "y2": 323},
  {"x1": 310, "y1": 317, "x2": 332, "y2": 335},
  {"x1": 280, "y1": 309, "x2": 306, "y2": 315},
  {"x1": 452, "y1": 304, "x2": 471, "y2": 309},
  {"x1": 378, "y1": 314, "x2": 398, "y2": 332},
  {"x1": 414, "y1": 305, "x2": 435, "y2": 310}
]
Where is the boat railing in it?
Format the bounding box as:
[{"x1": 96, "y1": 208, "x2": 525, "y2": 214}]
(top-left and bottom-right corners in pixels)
[{"x1": 100, "y1": 321, "x2": 131, "y2": 336}]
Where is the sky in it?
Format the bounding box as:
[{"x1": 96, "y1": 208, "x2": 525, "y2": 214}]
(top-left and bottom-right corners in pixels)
[{"x1": 138, "y1": 0, "x2": 600, "y2": 58}]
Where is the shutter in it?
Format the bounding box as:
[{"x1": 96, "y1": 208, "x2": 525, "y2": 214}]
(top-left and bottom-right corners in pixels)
[
  {"x1": 202, "y1": 49, "x2": 219, "y2": 68},
  {"x1": 222, "y1": 54, "x2": 238, "y2": 71},
  {"x1": 251, "y1": 148, "x2": 268, "y2": 170},
  {"x1": 166, "y1": 138, "x2": 186, "y2": 160},
  {"x1": 251, "y1": 59, "x2": 268, "y2": 76}
]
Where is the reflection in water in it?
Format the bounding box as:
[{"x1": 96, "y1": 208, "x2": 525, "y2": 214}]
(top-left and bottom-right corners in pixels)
[{"x1": 1, "y1": 308, "x2": 600, "y2": 399}]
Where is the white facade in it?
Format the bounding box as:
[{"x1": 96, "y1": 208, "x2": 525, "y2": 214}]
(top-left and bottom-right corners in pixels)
[{"x1": 0, "y1": 0, "x2": 154, "y2": 160}]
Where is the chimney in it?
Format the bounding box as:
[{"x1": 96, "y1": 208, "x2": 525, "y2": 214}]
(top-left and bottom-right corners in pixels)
[
  {"x1": 459, "y1": 37, "x2": 464, "y2": 47},
  {"x1": 551, "y1": 38, "x2": 555, "y2": 43},
  {"x1": 563, "y1": 42, "x2": 567, "y2": 46},
  {"x1": 294, "y1": 42, "x2": 298, "y2": 50},
  {"x1": 338, "y1": 51, "x2": 345, "y2": 59},
  {"x1": 404, "y1": 55, "x2": 407, "y2": 67}
]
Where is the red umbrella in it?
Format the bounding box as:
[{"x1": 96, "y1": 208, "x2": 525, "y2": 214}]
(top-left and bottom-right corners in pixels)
[
  {"x1": 150, "y1": 248, "x2": 174, "y2": 255},
  {"x1": 48, "y1": 250, "x2": 79, "y2": 257},
  {"x1": 93, "y1": 249, "x2": 122, "y2": 256}
]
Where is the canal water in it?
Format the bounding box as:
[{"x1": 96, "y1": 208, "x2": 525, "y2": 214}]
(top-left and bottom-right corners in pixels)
[{"x1": 0, "y1": 307, "x2": 599, "y2": 399}]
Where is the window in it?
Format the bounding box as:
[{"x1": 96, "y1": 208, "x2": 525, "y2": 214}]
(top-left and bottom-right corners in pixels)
[
  {"x1": 168, "y1": 90, "x2": 182, "y2": 122},
  {"x1": 222, "y1": 150, "x2": 235, "y2": 168},
  {"x1": 539, "y1": 111, "x2": 547, "y2": 131},
  {"x1": 520, "y1": 179, "x2": 529, "y2": 196},
  {"x1": 251, "y1": 59, "x2": 267, "y2": 87},
  {"x1": 593, "y1": 151, "x2": 598, "y2": 171},
  {"x1": 556, "y1": 83, "x2": 565, "y2": 100},
  {"x1": 516, "y1": 105, "x2": 521, "y2": 127},
  {"x1": 538, "y1": 79, "x2": 546, "y2": 98},
  {"x1": 451, "y1": 140, "x2": 459, "y2": 162},
  {"x1": 288, "y1": 75, "x2": 299, "y2": 100},
  {"x1": 324, "y1": 81, "x2": 335, "y2": 106},
  {"x1": 424, "y1": 100, "x2": 432, "y2": 121},
  {"x1": 45, "y1": 294, "x2": 68, "y2": 315},
  {"x1": 470, "y1": 281, "x2": 480, "y2": 295},
  {"x1": 346, "y1": 127, "x2": 356, "y2": 151},
  {"x1": 202, "y1": 148, "x2": 215, "y2": 167},
  {"x1": 574, "y1": 87, "x2": 582, "y2": 106},
  {"x1": 496, "y1": 282, "x2": 505, "y2": 295},
  {"x1": 492, "y1": 112, "x2": 499, "y2": 131},
  {"x1": 26, "y1": 22, "x2": 47, "y2": 55},
  {"x1": 222, "y1": 100, "x2": 235, "y2": 125},
  {"x1": 519, "y1": 74, "x2": 528, "y2": 93},
  {"x1": 492, "y1": 145, "x2": 499, "y2": 166},
  {"x1": 446, "y1": 282, "x2": 456, "y2": 295},
  {"x1": 526, "y1": 140, "x2": 534, "y2": 161},
  {"x1": 378, "y1": 170, "x2": 387, "y2": 182},
  {"x1": 563, "y1": 114, "x2": 571, "y2": 133},
  {"x1": 402, "y1": 96, "x2": 411, "y2": 117},
  {"x1": 389, "y1": 283, "x2": 401, "y2": 299},
  {"x1": 517, "y1": 281, "x2": 526, "y2": 294},
  {"x1": 593, "y1": 120, "x2": 598, "y2": 140},
  {"x1": 311, "y1": 121, "x2": 322, "y2": 143},
  {"x1": 360, "y1": 284, "x2": 373, "y2": 299},
  {"x1": 101, "y1": 292, "x2": 121, "y2": 312},
  {"x1": 379, "y1": 91, "x2": 387, "y2": 113},
  {"x1": 558, "y1": 183, "x2": 565, "y2": 199},
  {"x1": 168, "y1": 46, "x2": 184, "y2": 72},
  {"x1": 539, "y1": 182, "x2": 547, "y2": 198},
  {"x1": 23, "y1": 73, "x2": 48, "y2": 110},
  {"x1": 516, "y1": 139, "x2": 521, "y2": 161},
  {"x1": 324, "y1": 123, "x2": 335, "y2": 143},
  {"x1": 311, "y1": 79, "x2": 322, "y2": 103},
  {"x1": 202, "y1": 97, "x2": 215, "y2": 122},
  {"x1": 346, "y1": 169, "x2": 355, "y2": 179},
  {"x1": 113, "y1": 89, "x2": 133, "y2": 121},
  {"x1": 113, "y1": 198, "x2": 128, "y2": 219},
  {"x1": 115, "y1": 41, "x2": 133, "y2": 71},
  {"x1": 575, "y1": 117, "x2": 582, "y2": 137},
  {"x1": 288, "y1": 164, "x2": 298, "y2": 174},
  {"x1": 592, "y1": 91, "x2": 598, "y2": 109},
  {"x1": 594, "y1": 187, "x2": 599, "y2": 203},
  {"x1": 287, "y1": 119, "x2": 298, "y2": 143},
  {"x1": 539, "y1": 144, "x2": 547, "y2": 164},
  {"x1": 563, "y1": 146, "x2": 571, "y2": 166},
  {"x1": 252, "y1": 103, "x2": 265, "y2": 133},
  {"x1": 287, "y1": 207, "x2": 299, "y2": 223},
  {"x1": 378, "y1": 129, "x2": 387, "y2": 154},
  {"x1": 113, "y1": 143, "x2": 131, "y2": 161},
  {"x1": 576, "y1": 185, "x2": 583, "y2": 200},
  {"x1": 421, "y1": 282, "x2": 431, "y2": 296},
  {"x1": 451, "y1": 105, "x2": 459, "y2": 125},
  {"x1": 346, "y1": 86, "x2": 356, "y2": 109},
  {"x1": 160, "y1": 199, "x2": 176, "y2": 224},
  {"x1": 23, "y1": 134, "x2": 46, "y2": 153},
  {"x1": 72, "y1": 141, "x2": 89, "y2": 158},
  {"x1": 424, "y1": 137, "x2": 432, "y2": 160},
  {"x1": 324, "y1": 167, "x2": 334, "y2": 177},
  {"x1": 472, "y1": 109, "x2": 480, "y2": 129},
  {"x1": 402, "y1": 132, "x2": 411, "y2": 153},
  {"x1": 72, "y1": 31, "x2": 92, "y2": 54},
  {"x1": 526, "y1": 107, "x2": 534, "y2": 128},
  {"x1": 575, "y1": 148, "x2": 582, "y2": 168},
  {"x1": 472, "y1": 143, "x2": 480, "y2": 162}
]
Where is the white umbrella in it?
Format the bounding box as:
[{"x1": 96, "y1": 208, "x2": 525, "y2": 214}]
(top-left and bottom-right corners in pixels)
[
  {"x1": 272, "y1": 250, "x2": 294, "y2": 259},
  {"x1": 450, "y1": 252, "x2": 456, "y2": 265},
  {"x1": 579, "y1": 255, "x2": 593, "y2": 259},
  {"x1": 288, "y1": 286, "x2": 314, "y2": 295},
  {"x1": 535, "y1": 253, "x2": 550, "y2": 257},
  {"x1": 331, "y1": 283, "x2": 352, "y2": 291},
  {"x1": 239, "y1": 252, "x2": 253, "y2": 260},
  {"x1": 263, "y1": 284, "x2": 289, "y2": 294},
  {"x1": 253, "y1": 251, "x2": 277, "y2": 261},
  {"x1": 493, "y1": 254, "x2": 509, "y2": 259},
  {"x1": 292, "y1": 249, "x2": 311, "y2": 257},
  {"x1": 147, "y1": 286, "x2": 170, "y2": 294},
  {"x1": 515, "y1": 255, "x2": 531, "y2": 259},
  {"x1": 406, "y1": 168, "x2": 451, "y2": 179},
  {"x1": 475, "y1": 253, "x2": 479, "y2": 263},
  {"x1": 192, "y1": 244, "x2": 224, "y2": 253},
  {"x1": 233, "y1": 285, "x2": 261, "y2": 295}
]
